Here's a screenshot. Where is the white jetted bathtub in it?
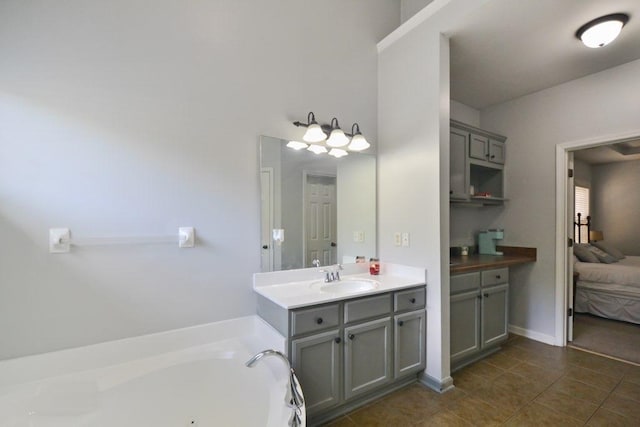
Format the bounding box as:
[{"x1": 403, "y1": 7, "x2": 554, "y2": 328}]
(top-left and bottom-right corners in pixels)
[{"x1": 0, "y1": 316, "x2": 303, "y2": 426}]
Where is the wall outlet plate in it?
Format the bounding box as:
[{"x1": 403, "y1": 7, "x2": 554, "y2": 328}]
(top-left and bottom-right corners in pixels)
[
  {"x1": 401, "y1": 232, "x2": 410, "y2": 247},
  {"x1": 179, "y1": 227, "x2": 195, "y2": 248}
]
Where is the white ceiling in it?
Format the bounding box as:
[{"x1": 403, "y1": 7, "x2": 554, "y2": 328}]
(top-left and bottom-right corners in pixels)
[
  {"x1": 574, "y1": 137, "x2": 640, "y2": 165},
  {"x1": 449, "y1": 0, "x2": 640, "y2": 109}
]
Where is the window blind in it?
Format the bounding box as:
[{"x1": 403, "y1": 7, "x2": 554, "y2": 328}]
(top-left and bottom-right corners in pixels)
[{"x1": 575, "y1": 185, "x2": 590, "y2": 242}]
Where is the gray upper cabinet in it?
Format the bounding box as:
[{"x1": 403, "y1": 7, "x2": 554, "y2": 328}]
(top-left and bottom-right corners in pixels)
[
  {"x1": 450, "y1": 120, "x2": 507, "y2": 204},
  {"x1": 344, "y1": 317, "x2": 392, "y2": 400},
  {"x1": 450, "y1": 268, "x2": 509, "y2": 369}
]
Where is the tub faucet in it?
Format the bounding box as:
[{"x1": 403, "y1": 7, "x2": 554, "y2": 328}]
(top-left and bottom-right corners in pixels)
[{"x1": 246, "y1": 349, "x2": 304, "y2": 427}]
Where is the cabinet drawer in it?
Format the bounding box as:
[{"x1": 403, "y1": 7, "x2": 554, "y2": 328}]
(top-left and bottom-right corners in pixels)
[
  {"x1": 291, "y1": 304, "x2": 340, "y2": 337},
  {"x1": 344, "y1": 294, "x2": 391, "y2": 324},
  {"x1": 482, "y1": 268, "x2": 508, "y2": 286},
  {"x1": 450, "y1": 272, "x2": 480, "y2": 295},
  {"x1": 394, "y1": 287, "x2": 426, "y2": 312}
]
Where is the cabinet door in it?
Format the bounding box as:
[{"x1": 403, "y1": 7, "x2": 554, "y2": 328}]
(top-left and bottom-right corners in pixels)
[
  {"x1": 469, "y1": 133, "x2": 489, "y2": 161},
  {"x1": 450, "y1": 290, "x2": 481, "y2": 361},
  {"x1": 450, "y1": 128, "x2": 469, "y2": 199},
  {"x1": 394, "y1": 309, "x2": 426, "y2": 378},
  {"x1": 291, "y1": 329, "x2": 341, "y2": 414},
  {"x1": 481, "y1": 284, "x2": 509, "y2": 348},
  {"x1": 488, "y1": 139, "x2": 505, "y2": 164},
  {"x1": 344, "y1": 317, "x2": 392, "y2": 400}
]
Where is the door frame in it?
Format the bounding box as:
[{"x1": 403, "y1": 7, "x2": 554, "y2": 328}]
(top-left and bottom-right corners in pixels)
[
  {"x1": 302, "y1": 170, "x2": 337, "y2": 268},
  {"x1": 554, "y1": 128, "x2": 640, "y2": 346}
]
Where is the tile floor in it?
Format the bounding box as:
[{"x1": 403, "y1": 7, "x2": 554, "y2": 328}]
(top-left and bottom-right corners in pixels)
[{"x1": 323, "y1": 335, "x2": 640, "y2": 426}]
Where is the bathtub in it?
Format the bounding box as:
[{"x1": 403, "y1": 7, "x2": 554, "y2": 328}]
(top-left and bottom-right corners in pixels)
[{"x1": 0, "y1": 315, "x2": 303, "y2": 426}]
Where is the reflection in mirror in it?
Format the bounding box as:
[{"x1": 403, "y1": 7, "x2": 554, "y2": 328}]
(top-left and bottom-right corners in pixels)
[{"x1": 260, "y1": 136, "x2": 376, "y2": 272}]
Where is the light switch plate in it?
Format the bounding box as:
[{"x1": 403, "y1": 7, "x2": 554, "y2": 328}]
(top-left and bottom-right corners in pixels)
[
  {"x1": 353, "y1": 231, "x2": 364, "y2": 243},
  {"x1": 394, "y1": 232, "x2": 401, "y2": 246},
  {"x1": 401, "y1": 232, "x2": 410, "y2": 247}
]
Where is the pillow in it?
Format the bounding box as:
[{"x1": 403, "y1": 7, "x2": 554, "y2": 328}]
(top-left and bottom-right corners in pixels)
[
  {"x1": 588, "y1": 245, "x2": 618, "y2": 264},
  {"x1": 574, "y1": 244, "x2": 600, "y2": 263},
  {"x1": 591, "y1": 241, "x2": 625, "y2": 260}
]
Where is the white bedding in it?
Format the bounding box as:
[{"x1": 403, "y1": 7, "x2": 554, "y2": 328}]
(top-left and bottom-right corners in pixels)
[
  {"x1": 575, "y1": 256, "x2": 640, "y2": 289},
  {"x1": 575, "y1": 256, "x2": 640, "y2": 323}
]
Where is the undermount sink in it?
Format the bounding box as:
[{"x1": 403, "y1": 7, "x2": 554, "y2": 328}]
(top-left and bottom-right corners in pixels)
[{"x1": 311, "y1": 278, "x2": 381, "y2": 294}]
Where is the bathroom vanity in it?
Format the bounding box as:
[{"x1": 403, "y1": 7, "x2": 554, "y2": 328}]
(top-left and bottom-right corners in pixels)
[{"x1": 253, "y1": 264, "x2": 426, "y2": 425}]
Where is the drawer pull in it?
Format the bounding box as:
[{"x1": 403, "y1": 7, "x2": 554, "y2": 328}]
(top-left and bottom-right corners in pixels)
[
  {"x1": 496, "y1": 275, "x2": 501, "y2": 279},
  {"x1": 484, "y1": 293, "x2": 489, "y2": 298},
  {"x1": 410, "y1": 298, "x2": 416, "y2": 303},
  {"x1": 477, "y1": 295, "x2": 482, "y2": 300},
  {"x1": 398, "y1": 320, "x2": 404, "y2": 326},
  {"x1": 334, "y1": 337, "x2": 341, "y2": 344},
  {"x1": 316, "y1": 317, "x2": 323, "y2": 325},
  {"x1": 348, "y1": 333, "x2": 355, "y2": 340}
]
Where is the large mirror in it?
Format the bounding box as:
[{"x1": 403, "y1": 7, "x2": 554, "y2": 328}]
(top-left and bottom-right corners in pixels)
[{"x1": 260, "y1": 136, "x2": 376, "y2": 272}]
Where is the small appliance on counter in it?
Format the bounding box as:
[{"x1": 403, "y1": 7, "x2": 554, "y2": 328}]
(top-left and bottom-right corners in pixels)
[{"x1": 478, "y1": 229, "x2": 504, "y2": 255}]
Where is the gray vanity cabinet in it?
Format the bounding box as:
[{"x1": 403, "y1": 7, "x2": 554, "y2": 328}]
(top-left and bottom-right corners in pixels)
[
  {"x1": 291, "y1": 329, "x2": 341, "y2": 414},
  {"x1": 394, "y1": 309, "x2": 426, "y2": 378},
  {"x1": 450, "y1": 127, "x2": 469, "y2": 200},
  {"x1": 469, "y1": 134, "x2": 505, "y2": 165},
  {"x1": 450, "y1": 268, "x2": 509, "y2": 369},
  {"x1": 344, "y1": 317, "x2": 392, "y2": 400}
]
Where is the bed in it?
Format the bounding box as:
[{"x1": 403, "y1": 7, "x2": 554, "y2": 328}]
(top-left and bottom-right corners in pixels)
[{"x1": 573, "y1": 213, "x2": 640, "y2": 324}]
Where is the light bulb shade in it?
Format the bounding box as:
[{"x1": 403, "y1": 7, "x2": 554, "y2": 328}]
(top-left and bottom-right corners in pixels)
[
  {"x1": 576, "y1": 13, "x2": 629, "y2": 48},
  {"x1": 348, "y1": 134, "x2": 370, "y2": 151},
  {"x1": 307, "y1": 144, "x2": 327, "y2": 154},
  {"x1": 303, "y1": 123, "x2": 327, "y2": 143},
  {"x1": 327, "y1": 129, "x2": 349, "y2": 147},
  {"x1": 286, "y1": 140, "x2": 308, "y2": 150},
  {"x1": 329, "y1": 148, "x2": 348, "y2": 158}
]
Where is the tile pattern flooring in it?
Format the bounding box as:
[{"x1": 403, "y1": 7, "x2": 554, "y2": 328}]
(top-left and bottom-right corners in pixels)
[{"x1": 323, "y1": 335, "x2": 640, "y2": 426}]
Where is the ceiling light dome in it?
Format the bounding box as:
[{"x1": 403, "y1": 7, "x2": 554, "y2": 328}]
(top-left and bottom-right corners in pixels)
[{"x1": 576, "y1": 13, "x2": 629, "y2": 48}]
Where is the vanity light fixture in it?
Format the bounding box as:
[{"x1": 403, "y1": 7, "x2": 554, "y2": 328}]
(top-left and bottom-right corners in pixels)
[
  {"x1": 286, "y1": 140, "x2": 308, "y2": 150},
  {"x1": 326, "y1": 118, "x2": 350, "y2": 147},
  {"x1": 294, "y1": 112, "x2": 327, "y2": 143},
  {"x1": 576, "y1": 13, "x2": 629, "y2": 48},
  {"x1": 292, "y1": 112, "x2": 371, "y2": 155},
  {"x1": 347, "y1": 123, "x2": 370, "y2": 151}
]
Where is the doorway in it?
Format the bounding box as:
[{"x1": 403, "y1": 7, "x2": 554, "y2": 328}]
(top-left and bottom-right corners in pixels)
[
  {"x1": 556, "y1": 131, "x2": 640, "y2": 361},
  {"x1": 303, "y1": 173, "x2": 337, "y2": 268}
]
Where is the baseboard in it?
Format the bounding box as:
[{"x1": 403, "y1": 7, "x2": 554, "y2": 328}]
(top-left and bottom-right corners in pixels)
[
  {"x1": 419, "y1": 372, "x2": 454, "y2": 393},
  {"x1": 508, "y1": 324, "x2": 556, "y2": 346}
]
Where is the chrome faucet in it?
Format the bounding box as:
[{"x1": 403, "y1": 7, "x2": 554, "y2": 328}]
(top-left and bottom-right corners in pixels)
[
  {"x1": 312, "y1": 259, "x2": 321, "y2": 268},
  {"x1": 246, "y1": 349, "x2": 304, "y2": 427},
  {"x1": 321, "y1": 264, "x2": 343, "y2": 282}
]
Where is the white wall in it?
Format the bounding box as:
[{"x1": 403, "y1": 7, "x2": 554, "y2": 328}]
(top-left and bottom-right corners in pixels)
[
  {"x1": 591, "y1": 160, "x2": 640, "y2": 256},
  {"x1": 481, "y1": 58, "x2": 640, "y2": 342},
  {"x1": 451, "y1": 100, "x2": 480, "y2": 127},
  {"x1": 0, "y1": 0, "x2": 400, "y2": 360},
  {"x1": 401, "y1": 0, "x2": 436, "y2": 23}
]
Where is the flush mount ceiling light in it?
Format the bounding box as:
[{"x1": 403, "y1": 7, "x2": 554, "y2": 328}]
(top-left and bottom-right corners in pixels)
[
  {"x1": 292, "y1": 112, "x2": 371, "y2": 156},
  {"x1": 326, "y1": 118, "x2": 350, "y2": 147},
  {"x1": 576, "y1": 13, "x2": 629, "y2": 48}
]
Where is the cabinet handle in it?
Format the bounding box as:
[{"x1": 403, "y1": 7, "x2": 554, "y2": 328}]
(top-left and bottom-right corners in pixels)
[
  {"x1": 410, "y1": 298, "x2": 416, "y2": 303},
  {"x1": 477, "y1": 295, "x2": 482, "y2": 299},
  {"x1": 334, "y1": 337, "x2": 341, "y2": 344},
  {"x1": 491, "y1": 155, "x2": 495, "y2": 159},
  {"x1": 398, "y1": 320, "x2": 404, "y2": 326},
  {"x1": 496, "y1": 275, "x2": 501, "y2": 279},
  {"x1": 348, "y1": 333, "x2": 355, "y2": 340},
  {"x1": 485, "y1": 153, "x2": 490, "y2": 158},
  {"x1": 316, "y1": 317, "x2": 323, "y2": 325},
  {"x1": 262, "y1": 245, "x2": 268, "y2": 249},
  {"x1": 484, "y1": 293, "x2": 489, "y2": 298}
]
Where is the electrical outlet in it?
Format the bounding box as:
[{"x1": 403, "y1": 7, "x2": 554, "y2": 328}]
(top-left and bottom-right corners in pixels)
[
  {"x1": 401, "y1": 232, "x2": 410, "y2": 247},
  {"x1": 394, "y1": 232, "x2": 401, "y2": 246}
]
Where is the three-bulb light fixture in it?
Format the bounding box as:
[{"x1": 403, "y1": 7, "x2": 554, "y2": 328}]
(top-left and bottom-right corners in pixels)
[{"x1": 288, "y1": 112, "x2": 370, "y2": 158}]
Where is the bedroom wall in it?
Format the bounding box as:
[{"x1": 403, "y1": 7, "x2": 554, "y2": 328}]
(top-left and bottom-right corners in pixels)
[
  {"x1": 591, "y1": 160, "x2": 640, "y2": 256},
  {"x1": 573, "y1": 159, "x2": 592, "y2": 189},
  {"x1": 481, "y1": 58, "x2": 640, "y2": 343},
  {"x1": 0, "y1": 0, "x2": 400, "y2": 360}
]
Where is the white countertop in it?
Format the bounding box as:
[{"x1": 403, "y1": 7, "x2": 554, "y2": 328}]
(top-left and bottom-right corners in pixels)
[{"x1": 253, "y1": 263, "x2": 427, "y2": 309}]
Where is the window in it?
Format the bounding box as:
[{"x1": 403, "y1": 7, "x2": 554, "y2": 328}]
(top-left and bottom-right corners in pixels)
[{"x1": 575, "y1": 185, "x2": 590, "y2": 243}]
